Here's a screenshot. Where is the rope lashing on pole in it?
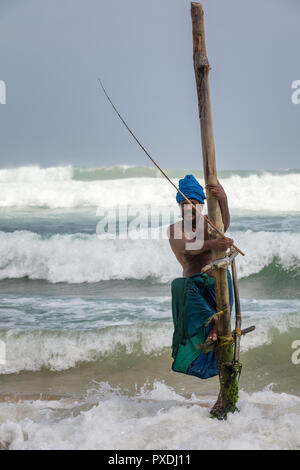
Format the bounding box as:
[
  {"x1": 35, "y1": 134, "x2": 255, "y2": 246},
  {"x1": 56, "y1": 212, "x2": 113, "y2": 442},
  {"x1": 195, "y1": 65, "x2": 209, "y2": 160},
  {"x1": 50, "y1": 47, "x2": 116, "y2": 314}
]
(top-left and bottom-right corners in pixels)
[
  {"x1": 204, "y1": 309, "x2": 225, "y2": 327},
  {"x1": 218, "y1": 335, "x2": 234, "y2": 347}
]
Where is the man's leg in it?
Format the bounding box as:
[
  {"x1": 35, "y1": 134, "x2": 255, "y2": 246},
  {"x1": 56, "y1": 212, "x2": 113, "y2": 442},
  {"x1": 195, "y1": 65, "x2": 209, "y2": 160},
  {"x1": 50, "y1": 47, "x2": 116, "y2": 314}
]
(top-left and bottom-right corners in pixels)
[{"x1": 207, "y1": 315, "x2": 218, "y2": 342}]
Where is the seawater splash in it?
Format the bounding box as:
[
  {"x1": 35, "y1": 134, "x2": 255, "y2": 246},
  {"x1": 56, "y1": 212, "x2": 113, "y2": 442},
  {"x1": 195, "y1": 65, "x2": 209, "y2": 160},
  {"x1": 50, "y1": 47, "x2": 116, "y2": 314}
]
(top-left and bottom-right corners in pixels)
[{"x1": 0, "y1": 381, "x2": 299, "y2": 449}]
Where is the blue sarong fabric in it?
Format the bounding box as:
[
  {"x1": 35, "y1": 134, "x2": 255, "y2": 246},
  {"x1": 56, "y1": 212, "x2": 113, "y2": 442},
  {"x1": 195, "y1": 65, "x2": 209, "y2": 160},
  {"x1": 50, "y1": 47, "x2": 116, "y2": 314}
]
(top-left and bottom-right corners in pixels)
[{"x1": 171, "y1": 271, "x2": 233, "y2": 379}]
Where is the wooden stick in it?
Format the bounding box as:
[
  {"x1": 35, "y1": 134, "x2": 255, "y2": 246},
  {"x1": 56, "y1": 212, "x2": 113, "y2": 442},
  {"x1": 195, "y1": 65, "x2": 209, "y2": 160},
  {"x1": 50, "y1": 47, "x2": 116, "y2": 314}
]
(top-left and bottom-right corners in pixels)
[
  {"x1": 191, "y1": 2, "x2": 239, "y2": 417},
  {"x1": 98, "y1": 78, "x2": 245, "y2": 257},
  {"x1": 241, "y1": 325, "x2": 255, "y2": 335},
  {"x1": 197, "y1": 325, "x2": 255, "y2": 353}
]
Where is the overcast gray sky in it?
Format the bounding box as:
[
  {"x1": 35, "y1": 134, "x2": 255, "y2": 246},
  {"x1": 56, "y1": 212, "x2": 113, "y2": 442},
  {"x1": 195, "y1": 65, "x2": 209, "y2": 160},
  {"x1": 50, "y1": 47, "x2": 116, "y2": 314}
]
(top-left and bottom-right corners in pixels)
[{"x1": 0, "y1": 0, "x2": 299, "y2": 170}]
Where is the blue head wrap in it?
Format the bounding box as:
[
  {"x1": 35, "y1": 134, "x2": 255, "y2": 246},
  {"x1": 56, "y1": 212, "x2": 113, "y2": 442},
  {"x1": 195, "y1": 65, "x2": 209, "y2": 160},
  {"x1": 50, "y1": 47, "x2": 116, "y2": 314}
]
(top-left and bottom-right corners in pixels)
[{"x1": 176, "y1": 174, "x2": 206, "y2": 204}]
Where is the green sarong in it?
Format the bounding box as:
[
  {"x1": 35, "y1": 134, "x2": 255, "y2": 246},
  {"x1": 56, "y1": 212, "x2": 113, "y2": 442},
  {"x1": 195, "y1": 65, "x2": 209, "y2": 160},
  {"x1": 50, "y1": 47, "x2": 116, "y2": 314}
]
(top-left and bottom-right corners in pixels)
[{"x1": 171, "y1": 271, "x2": 233, "y2": 379}]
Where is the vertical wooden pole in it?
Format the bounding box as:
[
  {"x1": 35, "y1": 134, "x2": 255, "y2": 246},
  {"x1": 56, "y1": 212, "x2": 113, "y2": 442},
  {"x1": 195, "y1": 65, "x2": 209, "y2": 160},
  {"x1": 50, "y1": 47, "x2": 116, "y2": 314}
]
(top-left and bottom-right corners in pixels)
[{"x1": 191, "y1": 2, "x2": 240, "y2": 419}]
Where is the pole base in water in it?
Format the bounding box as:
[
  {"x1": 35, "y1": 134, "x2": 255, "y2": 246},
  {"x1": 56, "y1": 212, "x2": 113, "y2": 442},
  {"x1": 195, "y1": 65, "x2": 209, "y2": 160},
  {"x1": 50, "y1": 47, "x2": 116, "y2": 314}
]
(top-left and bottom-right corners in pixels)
[
  {"x1": 210, "y1": 361, "x2": 242, "y2": 421},
  {"x1": 210, "y1": 405, "x2": 239, "y2": 421}
]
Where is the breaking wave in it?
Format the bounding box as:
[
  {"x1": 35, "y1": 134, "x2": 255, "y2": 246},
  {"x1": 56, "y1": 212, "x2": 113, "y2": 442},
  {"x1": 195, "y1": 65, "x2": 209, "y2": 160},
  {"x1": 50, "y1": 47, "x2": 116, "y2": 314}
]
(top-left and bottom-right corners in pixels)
[
  {"x1": 0, "y1": 307, "x2": 299, "y2": 374},
  {"x1": 0, "y1": 229, "x2": 299, "y2": 283},
  {"x1": 0, "y1": 165, "x2": 300, "y2": 211}
]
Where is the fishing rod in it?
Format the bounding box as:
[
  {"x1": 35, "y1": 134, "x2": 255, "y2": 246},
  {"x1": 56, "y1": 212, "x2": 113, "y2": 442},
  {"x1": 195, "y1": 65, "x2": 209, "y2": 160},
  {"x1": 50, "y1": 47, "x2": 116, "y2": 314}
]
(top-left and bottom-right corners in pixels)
[{"x1": 98, "y1": 78, "x2": 245, "y2": 257}]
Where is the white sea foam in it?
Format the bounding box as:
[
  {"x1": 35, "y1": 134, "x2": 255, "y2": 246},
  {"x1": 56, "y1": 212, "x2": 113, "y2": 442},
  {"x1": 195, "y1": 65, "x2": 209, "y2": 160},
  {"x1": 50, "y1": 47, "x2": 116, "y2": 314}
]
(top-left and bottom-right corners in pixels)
[
  {"x1": 0, "y1": 381, "x2": 299, "y2": 449},
  {"x1": 0, "y1": 165, "x2": 300, "y2": 211},
  {"x1": 0, "y1": 229, "x2": 299, "y2": 283}
]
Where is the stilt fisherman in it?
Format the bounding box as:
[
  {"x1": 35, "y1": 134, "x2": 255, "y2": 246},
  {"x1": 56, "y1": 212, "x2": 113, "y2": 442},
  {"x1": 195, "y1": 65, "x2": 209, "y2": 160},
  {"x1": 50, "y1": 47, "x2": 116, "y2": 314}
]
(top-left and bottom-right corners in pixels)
[{"x1": 168, "y1": 174, "x2": 234, "y2": 412}]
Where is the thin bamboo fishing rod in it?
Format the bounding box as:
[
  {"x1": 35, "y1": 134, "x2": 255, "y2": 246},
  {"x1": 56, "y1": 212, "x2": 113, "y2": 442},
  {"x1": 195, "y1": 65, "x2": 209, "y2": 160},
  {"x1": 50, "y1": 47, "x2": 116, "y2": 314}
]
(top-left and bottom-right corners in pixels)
[{"x1": 98, "y1": 78, "x2": 245, "y2": 257}]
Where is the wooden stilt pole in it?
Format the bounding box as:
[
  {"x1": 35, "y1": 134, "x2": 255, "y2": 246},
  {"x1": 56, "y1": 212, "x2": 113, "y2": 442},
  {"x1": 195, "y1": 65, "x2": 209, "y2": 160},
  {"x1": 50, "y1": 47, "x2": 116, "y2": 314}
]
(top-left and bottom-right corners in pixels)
[{"x1": 191, "y1": 2, "x2": 241, "y2": 419}]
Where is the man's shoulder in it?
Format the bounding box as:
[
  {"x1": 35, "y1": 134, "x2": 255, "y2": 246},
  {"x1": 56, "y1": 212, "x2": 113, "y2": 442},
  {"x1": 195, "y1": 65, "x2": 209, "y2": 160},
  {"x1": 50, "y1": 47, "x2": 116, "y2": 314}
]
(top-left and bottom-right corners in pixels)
[{"x1": 167, "y1": 223, "x2": 174, "y2": 235}]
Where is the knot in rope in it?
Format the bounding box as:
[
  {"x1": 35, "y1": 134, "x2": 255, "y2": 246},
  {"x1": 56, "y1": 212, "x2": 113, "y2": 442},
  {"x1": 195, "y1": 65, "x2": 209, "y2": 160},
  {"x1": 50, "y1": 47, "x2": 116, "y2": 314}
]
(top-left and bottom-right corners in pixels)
[{"x1": 218, "y1": 335, "x2": 234, "y2": 347}]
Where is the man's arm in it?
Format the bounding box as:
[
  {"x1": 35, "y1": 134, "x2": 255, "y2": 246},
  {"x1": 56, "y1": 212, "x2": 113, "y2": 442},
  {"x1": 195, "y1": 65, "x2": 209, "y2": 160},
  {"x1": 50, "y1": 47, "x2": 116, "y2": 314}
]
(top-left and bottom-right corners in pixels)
[
  {"x1": 168, "y1": 223, "x2": 233, "y2": 256},
  {"x1": 205, "y1": 180, "x2": 230, "y2": 232},
  {"x1": 183, "y1": 237, "x2": 234, "y2": 255}
]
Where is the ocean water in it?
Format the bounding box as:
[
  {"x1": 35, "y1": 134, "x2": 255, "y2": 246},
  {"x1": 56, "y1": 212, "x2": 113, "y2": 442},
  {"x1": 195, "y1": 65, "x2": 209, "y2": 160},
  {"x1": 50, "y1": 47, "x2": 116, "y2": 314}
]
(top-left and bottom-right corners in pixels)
[{"x1": 0, "y1": 165, "x2": 299, "y2": 450}]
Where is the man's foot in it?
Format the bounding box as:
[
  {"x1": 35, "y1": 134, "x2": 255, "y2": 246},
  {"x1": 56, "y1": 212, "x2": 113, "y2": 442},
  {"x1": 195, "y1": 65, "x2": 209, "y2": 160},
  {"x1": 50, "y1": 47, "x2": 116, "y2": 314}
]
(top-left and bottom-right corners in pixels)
[
  {"x1": 207, "y1": 315, "x2": 218, "y2": 342},
  {"x1": 211, "y1": 392, "x2": 223, "y2": 412}
]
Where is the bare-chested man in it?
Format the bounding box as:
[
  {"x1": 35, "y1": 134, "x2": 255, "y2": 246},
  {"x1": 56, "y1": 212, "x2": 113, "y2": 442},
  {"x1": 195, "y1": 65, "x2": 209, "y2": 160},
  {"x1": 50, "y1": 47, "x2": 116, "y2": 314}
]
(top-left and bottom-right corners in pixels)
[
  {"x1": 168, "y1": 175, "x2": 233, "y2": 410},
  {"x1": 168, "y1": 177, "x2": 233, "y2": 340}
]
